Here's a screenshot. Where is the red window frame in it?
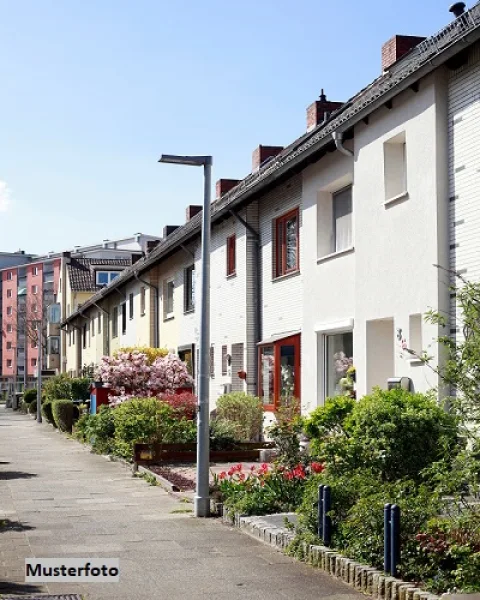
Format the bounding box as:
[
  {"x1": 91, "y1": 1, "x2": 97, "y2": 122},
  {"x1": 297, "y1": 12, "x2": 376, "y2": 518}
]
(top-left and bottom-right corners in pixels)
[
  {"x1": 275, "y1": 208, "x2": 299, "y2": 278},
  {"x1": 258, "y1": 334, "x2": 301, "y2": 411},
  {"x1": 227, "y1": 234, "x2": 236, "y2": 276}
]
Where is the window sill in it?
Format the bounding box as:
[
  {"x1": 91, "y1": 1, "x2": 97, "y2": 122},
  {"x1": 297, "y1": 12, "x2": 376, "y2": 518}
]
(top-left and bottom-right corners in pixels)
[
  {"x1": 407, "y1": 357, "x2": 425, "y2": 366},
  {"x1": 384, "y1": 191, "x2": 409, "y2": 206},
  {"x1": 140, "y1": 312, "x2": 145, "y2": 318},
  {"x1": 164, "y1": 314, "x2": 174, "y2": 322},
  {"x1": 226, "y1": 272, "x2": 237, "y2": 279},
  {"x1": 184, "y1": 308, "x2": 195, "y2": 315},
  {"x1": 317, "y1": 246, "x2": 355, "y2": 264},
  {"x1": 272, "y1": 269, "x2": 300, "y2": 283}
]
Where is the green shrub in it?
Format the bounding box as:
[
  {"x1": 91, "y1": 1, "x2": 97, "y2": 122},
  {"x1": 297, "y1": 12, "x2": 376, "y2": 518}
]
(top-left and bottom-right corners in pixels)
[
  {"x1": 70, "y1": 378, "x2": 91, "y2": 400},
  {"x1": 52, "y1": 399, "x2": 75, "y2": 432},
  {"x1": 305, "y1": 389, "x2": 459, "y2": 482},
  {"x1": 216, "y1": 392, "x2": 263, "y2": 441},
  {"x1": 210, "y1": 419, "x2": 238, "y2": 450},
  {"x1": 23, "y1": 388, "x2": 37, "y2": 404},
  {"x1": 43, "y1": 374, "x2": 91, "y2": 401},
  {"x1": 28, "y1": 401, "x2": 38, "y2": 415},
  {"x1": 84, "y1": 407, "x2": 116, "y2": 454},
  {"x1": 41, "y1": 399, "x2": 56, "y2": 426},
  {"x1": 267, "y1": 399, "x2": 303, "y2": 466}
]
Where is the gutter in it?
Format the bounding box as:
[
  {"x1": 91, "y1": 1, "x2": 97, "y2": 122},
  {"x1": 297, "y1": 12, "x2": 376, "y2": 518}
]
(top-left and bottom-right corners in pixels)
[
  {"x1": 134, "y1": 273, "x2": 159, "y2": 348},
  {"x1": 332, "y1": 131, "x2": 354, "y2": 157}
]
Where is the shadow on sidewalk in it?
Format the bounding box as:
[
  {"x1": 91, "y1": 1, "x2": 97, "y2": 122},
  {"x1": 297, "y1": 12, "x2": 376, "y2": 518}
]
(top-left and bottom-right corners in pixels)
[
  {"x1": 0, "y1": 581, "x2": 46, "y2": 596},
  {"x1": 0, "y1": 471, "x2": 37, "y2": 480},
  {"x1": 0, "y1": 519, "x2": 35, "y2": 533}
]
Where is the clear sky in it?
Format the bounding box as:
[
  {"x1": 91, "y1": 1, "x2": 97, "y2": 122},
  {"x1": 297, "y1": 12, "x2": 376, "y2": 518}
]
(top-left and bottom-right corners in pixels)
[{"x1": 0, "y1": 0, "x2": 455, "y2": 254}]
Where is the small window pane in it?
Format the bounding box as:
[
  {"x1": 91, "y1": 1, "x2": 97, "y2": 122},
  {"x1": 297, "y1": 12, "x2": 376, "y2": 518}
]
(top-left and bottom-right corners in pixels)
[
  {"x1": 261, "y1": 346, "x2": 275, "y2": 405},
  {"x1": 279, "y1": 344, "x2": 296, "y2": 402},
  {"x1": 325, "y1": 332, "x2": 353, "y2": 397},
  {"x1": 334, "y1": 187, "x2": 352, "y2": 252},
  {"x1": 285, "y1": 217, "x2": 298, "y2": 270}
]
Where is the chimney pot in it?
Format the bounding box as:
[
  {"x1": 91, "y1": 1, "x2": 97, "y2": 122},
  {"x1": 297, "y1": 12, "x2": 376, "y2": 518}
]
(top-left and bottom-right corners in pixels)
[
  {"x1": 381, "y1": 35, "x2": 426, "y2": 72},
  {"x1": 252, "y1": 145, "x2": 283, "y2": 172},
  {"x1": 216, "y1": 179, "x2": 240, "y2": 199},
  {"x1": 185, "y1": 205, "x2": 203, "y2": 222},
  {"x1": 306, "y1": 91, "x2": 343, "y2": 132},
  {"x1": 449, "y1": 2, "x2": 466, "y2": 17}
]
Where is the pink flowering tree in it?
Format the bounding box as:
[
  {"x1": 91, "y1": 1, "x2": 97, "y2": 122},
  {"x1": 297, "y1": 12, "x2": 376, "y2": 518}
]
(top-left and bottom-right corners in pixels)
[{"x1": 95, "y1": 351, "x2": 193, "y2": 406}]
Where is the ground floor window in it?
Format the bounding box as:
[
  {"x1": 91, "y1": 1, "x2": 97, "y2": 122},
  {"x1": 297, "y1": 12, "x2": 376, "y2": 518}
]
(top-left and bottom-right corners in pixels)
[
  {"x1": 324, "y1": 331, "x2": 353, "y2": 398},
  {"x1": 259, "y1": 334, "x2": 300, "y2": 411},
  {"x1": 178, "y1": 344, "x2": 194, "y2": 377}
]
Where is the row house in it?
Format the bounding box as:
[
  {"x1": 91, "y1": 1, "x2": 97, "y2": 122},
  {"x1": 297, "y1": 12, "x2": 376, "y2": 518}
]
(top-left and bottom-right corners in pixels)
[
  {"x1": 63, "y1": 2, "x2": 480, "y2": 417},
  {"x1": 0, "y1": 233, "x2": 160, "y2": 383}
]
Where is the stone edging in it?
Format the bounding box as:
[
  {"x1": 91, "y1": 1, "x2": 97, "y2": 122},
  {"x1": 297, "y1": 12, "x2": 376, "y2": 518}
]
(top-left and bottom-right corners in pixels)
[{"x1": 223, "y1": 512, "x2": 440, "y2": 600}]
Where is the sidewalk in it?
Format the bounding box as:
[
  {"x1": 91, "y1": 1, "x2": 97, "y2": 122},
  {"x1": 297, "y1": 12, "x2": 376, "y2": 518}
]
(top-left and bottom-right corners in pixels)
[{"x1": 0, "y1": 407, "x2": 362, "y2": 600}]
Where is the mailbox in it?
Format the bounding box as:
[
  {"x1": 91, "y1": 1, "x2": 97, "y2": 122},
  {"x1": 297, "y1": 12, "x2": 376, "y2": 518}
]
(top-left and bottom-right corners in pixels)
[
  {"x1": 387, "y1": 377, "x2": 413, "y2": 391},
  {"x1": 89, "y1": 383, "x2": 110, "y2": 414}
]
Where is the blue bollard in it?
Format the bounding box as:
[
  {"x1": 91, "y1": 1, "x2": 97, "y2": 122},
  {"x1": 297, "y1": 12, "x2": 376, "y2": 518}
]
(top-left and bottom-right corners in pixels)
[
  {"x1": 317, "y1": 484, "x2": 325, "y2": 539},
  {"x1": 384, "y1": 503, "x2": 392, "y2": 574},
  {"x1": 390, "y1": 504, "x2": 401, "y2": 577},
  {"x1": 323, "y1": 485, "x2": 332, "y2": 547}
]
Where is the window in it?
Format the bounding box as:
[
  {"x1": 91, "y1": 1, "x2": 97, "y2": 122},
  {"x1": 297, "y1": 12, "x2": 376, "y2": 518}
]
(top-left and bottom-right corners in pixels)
[
  {"x1": 409, "y1": 314, "x2": 422, "y2": 354},
  {"x1": 129, "y1": 293, "x2": 134, "y2": 320},
  {"x1": 121, "y1": 303, "x2": 127, "y2": 335},
  {"x1": 7, "y1": 271, "x2": 12, "y2": 281},
  {"x1": 96, "y1": 271, "x2": 120, "y2": 286},
  {"x1": 112, "y1": 306, "x2": 118, "y2": 338},
  {"x1": 68, "y1": 330, "x2": 72, "y2": 347},
  {"x1": 6, "y1": 324, "x2": 12, "y2": 333},
  {"x1": 178, "y1": 345, "x2": 194, "y2": 377},
  {"x1": 333, "y1": 187, "x2": 353, "y2": 253},
  {"x1": 210, "y1": 346, "x2": 215, "y2": 378},
  {"x1": 33, "y1": 266, "x2": 39, "y2": 276},
  {"x1": 82, "y1": 323, "x2": 87, "y2": 349},
  {"x1": 164, "y1": 279, "x2": 174, "y2": 319},
  {"x1": 259, "y1": 334, "x2": 301, "y2": 410},
  {"x1": 31, "y1": 340, "x2": 38, "y2": 349},
  {"x1": 72, "y1": 329, "x2": 75, "y2": 344},
  {"x1": 6, "y1": 289, "x2": 12, "y2": 298},
  {"x1": 32, "y1": 321, "x2": 38, "y2": 331},
  {"x1": 32, "y1": 285, "x2": 38, "y2": 294},
  {"x1": 184, "y1": 265, "x2": 195, "y2": 312},
  {"x1": 140, "y1": 287, "x2": 146, "y2": 316},
  {"x1": 91, "y1": 319, "x2": 95, "y2": 338},
  {"x1": 32, "y1": 303, "x2": 38, "y2": 313},
  {"x1": 384, "y1": 132, "x2": 407, "y2": 202},
  {"x1": 325, "y1": 331, "x2": 353, "y2": 398},
  {"x1": 6, "y1": 306, "x2": 12, "y2": 316},
  {"x1": 6, "y1": 342, "x2": 12, "y2": 350},
  {"x1": 47, "y1": 336, "x2": 60, "y2": 355},
  {"x1": 6, "y1": 359, "x2": 12, "y2": 368},
  {"x1": 31, "y1": 358, "x2": 37, "y2": 368},
  {"x1": 275, "y1": 208, "x2": 299, "y2": 277},
  {"x1": 222, "y1": 345, "x2": 228, "y2": 376},
  {"x1": 226, "y1": 235, "x2": 236, "y2": 276},
  {"x1": 98, "y1": 311, "x2": 102, "y2": 334}
]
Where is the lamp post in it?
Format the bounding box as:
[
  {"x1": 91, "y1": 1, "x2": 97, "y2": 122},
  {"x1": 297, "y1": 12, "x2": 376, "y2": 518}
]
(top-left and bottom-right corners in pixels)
[
  {"x1": 36, "y1": 318, "x2": 42, "y2": 423},
  {"x1": 158, "y1": 154, "x2": 212, "y2": 517}
]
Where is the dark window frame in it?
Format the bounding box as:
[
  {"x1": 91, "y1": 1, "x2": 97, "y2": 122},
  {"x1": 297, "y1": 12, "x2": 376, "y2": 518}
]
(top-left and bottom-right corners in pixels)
[
  {"x1": 184, "y1": 265, "x2": 195, "y2": 313},
  {"x1": 274, "y1": 207, "x2": 300, "y2": 278},
  {"x1": 226, "y1": 234, "x2": 236, "y2": 277}
]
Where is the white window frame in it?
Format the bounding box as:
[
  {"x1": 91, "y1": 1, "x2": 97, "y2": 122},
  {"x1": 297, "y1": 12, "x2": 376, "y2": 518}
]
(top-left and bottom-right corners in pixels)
[
  {"x1": 96, "y1": 271, "x2": 121, "y2": 286},
  {"x1": 333, "y1": 186, "x2": 353, "y2": 254},
  {"x1": 164, "y1": 278, "x2": 174, "y2": 320},
  {"x1": 6, "y1": 289, "x2": 12, "y2": 298},
  {"x1": 6, "y1": 271, "x2": 12, "y2": 281},
  {"x1": 33, "y1": 266, "x2": 39, "y2": 276},
  {"x1": 32, "y1": 285, "x2": 38, "y2": 295},
  {"x1": 315, "y1": 319, "x2": 354, "y2": 403}
]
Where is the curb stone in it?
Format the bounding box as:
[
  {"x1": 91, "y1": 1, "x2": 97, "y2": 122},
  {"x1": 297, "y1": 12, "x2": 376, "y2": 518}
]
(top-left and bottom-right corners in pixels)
[{"x1": 226, "y1": 513, "x2": 440, "y2": 600}]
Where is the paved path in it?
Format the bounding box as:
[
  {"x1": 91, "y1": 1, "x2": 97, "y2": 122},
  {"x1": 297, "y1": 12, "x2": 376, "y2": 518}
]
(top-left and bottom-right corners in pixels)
[{"x1": 0, "y1": 407, "x2": 362, "y2": 600}]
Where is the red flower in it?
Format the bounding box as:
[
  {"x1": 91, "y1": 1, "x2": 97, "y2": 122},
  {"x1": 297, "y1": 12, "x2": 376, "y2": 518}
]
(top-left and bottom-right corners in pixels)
[
  {"x1": 234, "y1": 463, "x2": 243, "y2": 473},
  {"x1": 227, "y1": 468, "x2": 234, "y2": 477},
  {"x1": 250, "y1": 465, "x2": 256, "y2": 472},
  {"x1": 293, "y1": 465, "x2": 306, "y2": 479},
  {"x1": 283, "y1": 471, "x2": 294, "y2": 480},
  {"x1": 238, "y1": 473, "x2": 246, "y2": 481},
  {"x1": 311, "y1": 462, "x2": 325, "y2": 474},
  {"x1": 218, "y1": 471, "x2": 227, "y2": 480}
]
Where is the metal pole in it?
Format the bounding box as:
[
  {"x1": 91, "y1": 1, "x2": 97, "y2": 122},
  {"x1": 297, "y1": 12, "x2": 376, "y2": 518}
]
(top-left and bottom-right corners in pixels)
[
  {"x1": 317, "y1": 484, "x2": 324, "y2": 539},
  {"x1": 322, "y1": 485, "x2": 332, "y2": 546},
  {"x1": 390, "y1": 504, "x2": 400, "y2": 577},
  {"x1": 36, "y1": 320, "x2": 42, "y2": 423},
  {"x1": 194, "y1": 157, "x2": 212, "y2": 518},
  {"x1": 384, "y1": 503, "x2": 391, "y2": 574}
]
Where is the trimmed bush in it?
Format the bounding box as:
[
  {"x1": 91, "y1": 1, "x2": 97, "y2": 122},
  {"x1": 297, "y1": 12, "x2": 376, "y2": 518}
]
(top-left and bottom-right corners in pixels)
[
  {"x1": 210, "y1": 419, "x2": 239, "y2": 450},
  {"x1": 70, "y1": 378, "x2": 91, "y2": 401},
  {"x1": 23, "y1": 388, "x2": 37, "y2": 404},
  {"x1": 28, "y1": 401, "x2": 38, "y2": 415},
  {"x1": 41, "y1": 399, "x2": 56, "y2": 426},
  {"x1": 216, "y1": 392, "x2": 263, "y2": 441},
  {"x1": 52, "y1": 399, "x2": 75, "y2": 432}
]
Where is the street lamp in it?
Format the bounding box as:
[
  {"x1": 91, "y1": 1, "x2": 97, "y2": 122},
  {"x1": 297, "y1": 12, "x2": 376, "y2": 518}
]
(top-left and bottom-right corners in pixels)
[{"x1": 158, "y1": 154, "x2": 212, "y2": 517}]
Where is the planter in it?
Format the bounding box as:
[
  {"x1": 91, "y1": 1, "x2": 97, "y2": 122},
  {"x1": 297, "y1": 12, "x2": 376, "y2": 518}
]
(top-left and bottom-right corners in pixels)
[{"x1": 134, "y1": 441, "x2": 275, "y2": 464}]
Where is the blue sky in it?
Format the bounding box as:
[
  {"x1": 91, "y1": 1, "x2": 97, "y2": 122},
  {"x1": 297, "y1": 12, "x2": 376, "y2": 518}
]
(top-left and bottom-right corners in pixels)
[{"x1": 0, "y1": 0, "x2": 454, "y2": 254}]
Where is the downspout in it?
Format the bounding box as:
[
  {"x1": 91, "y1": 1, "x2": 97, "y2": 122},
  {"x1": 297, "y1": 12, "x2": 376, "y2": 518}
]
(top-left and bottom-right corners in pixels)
[
  {"x1": 92, "y1": 302, "x2": 110, "y2": 357},
  {"x1": 78, "y1": 312, "x2": 90, "y2": 376},
  {"x1": 332, "y1": 131, "x2": 354, "y2": 157},
  {"x1": 134, "y1": 273, "x2": 159, "y2": 348},
  {"x1": 229, "y1": 209, "x2": 261, "y2": 395}
]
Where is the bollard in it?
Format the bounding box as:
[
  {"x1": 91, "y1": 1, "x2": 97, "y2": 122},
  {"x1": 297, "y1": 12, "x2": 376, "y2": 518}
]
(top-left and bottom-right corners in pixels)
[
  {"x1": 384, "y1": 503, "x2": 392, "y2": 574},
  {"x1": 323, "y1": 485, "x2": 332, "y2": 547},
  {"x1": 318, "y1": 484, "x2": 325, "y2": 539},
  {"x1": 391, "y1": 504, "x2": 400, "y2": 577}
]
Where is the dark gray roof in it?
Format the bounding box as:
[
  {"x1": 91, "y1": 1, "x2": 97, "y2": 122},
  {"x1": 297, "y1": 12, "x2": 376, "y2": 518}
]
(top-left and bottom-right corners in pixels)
[
  {"x1": 68, "y1": 258, "x2": 132, "y2": 292},
  {"x1": 63, "y1": 3, "x2": 480, "y2": 323}
]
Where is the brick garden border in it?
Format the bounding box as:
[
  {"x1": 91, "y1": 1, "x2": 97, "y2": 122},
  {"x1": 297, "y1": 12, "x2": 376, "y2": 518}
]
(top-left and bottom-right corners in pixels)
[{"x1": 223, "y1": 512, "x2": 441, "y2": 600}]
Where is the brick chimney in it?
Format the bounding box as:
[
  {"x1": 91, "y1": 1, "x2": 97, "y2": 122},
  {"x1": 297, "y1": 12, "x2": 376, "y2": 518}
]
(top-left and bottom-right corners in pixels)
[
  {"x1": 216, "y1": 179, "x2": 240, "y2": 199},
  {"x1": 146, "y1": 240, "x2": 161, "y2": 253},
  {"x1": 382, "y1": 35, "x2": 426, "y2": 71},
  {"x1": 252, "y1": 145, "x2": 283, "y2": 172},
  {"x1": 306, "y1": 90, "x2": 343, "y2": 132},
  {"x1": 185, "y1": 205, "x2": 202, "y2": 222},
  {"x1": 163, "y1": 225, "x2": 180, "y2": 238}
]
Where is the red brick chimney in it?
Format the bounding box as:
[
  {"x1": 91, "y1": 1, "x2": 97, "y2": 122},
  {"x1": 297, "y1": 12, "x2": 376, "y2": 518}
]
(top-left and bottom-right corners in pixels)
[
  {"x1": 306, "y1": 90, "x2": 343, "y2": 132},
  {"x1": 185, "y1": 205, "x2": 202, "y2": 222},
  {"x1": 382, "y1": 35, "x2": 426, "y2": 71},
  {"x1": 216, "y1": 179, "x2": 240, "y2": 199},
  {"x1": 252, "y1": 145, "x2": 283, "y2": 172}
]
